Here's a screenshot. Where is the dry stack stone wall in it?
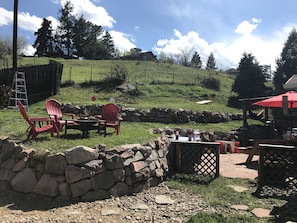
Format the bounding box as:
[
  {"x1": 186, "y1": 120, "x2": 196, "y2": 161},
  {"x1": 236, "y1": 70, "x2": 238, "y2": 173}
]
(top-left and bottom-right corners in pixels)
[
  {"x1": 0, "y1": 136, "x2": 170, "y2": 201},
  {"x1": 62, "y1": 104, "x2": 243, "y2": 124}
]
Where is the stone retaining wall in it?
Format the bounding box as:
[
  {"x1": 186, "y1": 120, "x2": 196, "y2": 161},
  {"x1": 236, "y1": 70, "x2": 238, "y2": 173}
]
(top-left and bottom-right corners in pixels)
[
  {"x1": 0, "y1": 136, "x2": 170, "y2": 201},
  {"x1": 62, "y1": 104, "x2": 243, "y2": 124}
]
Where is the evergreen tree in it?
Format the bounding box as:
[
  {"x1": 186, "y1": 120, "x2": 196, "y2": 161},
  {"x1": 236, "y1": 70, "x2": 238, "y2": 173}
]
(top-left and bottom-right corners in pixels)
[
  {"x1": 232, "y1": 52, "x2": 267, "y2": 98},
  {"x1": 206, "y1": 52, "x2": 216, "y2": 70},
  {"x1": 73, "y1": 15, "x2": 92, "y2": 58},
  {"x1": 99, "y1": 31, "x2": 115, "y2": 59},
  {"x1": 56, "y1": 1, "x2": 76, "y2": 57},
  {"x1": 81, "y1": 22, "x2": 104, "y2": 59},
  {"x1": 273, "y1": 27, "x2": 297, "y2": 93},
  {"x1": 33, "y1": 18, "x2": 54, "y2": 56},
  {"x1": 32, "y1": 0, "x2": 116, "y2": 60},
  {"x1": 190, "y1": 51, "x2": 202, "y2": 68}
]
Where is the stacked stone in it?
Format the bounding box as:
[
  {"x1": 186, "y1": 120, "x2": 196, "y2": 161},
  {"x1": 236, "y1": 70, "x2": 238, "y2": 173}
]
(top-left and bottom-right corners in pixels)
[
  {"x1": 0, "y1": 136, "x2": 170, "y2": 201},
  {"x1": 62, "y1": 104, "x2": 243, "y2": 124}
]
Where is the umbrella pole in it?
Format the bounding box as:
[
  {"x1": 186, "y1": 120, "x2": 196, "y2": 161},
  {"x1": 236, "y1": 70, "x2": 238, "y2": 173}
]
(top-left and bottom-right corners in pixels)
[{"x1": 290, "y1": 101, "x2": 293, "y2": 129}]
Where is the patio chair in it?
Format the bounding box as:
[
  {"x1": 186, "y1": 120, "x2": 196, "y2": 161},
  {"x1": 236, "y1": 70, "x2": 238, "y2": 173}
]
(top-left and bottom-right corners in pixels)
[
  {"x1": 98, "y1": 103, "x2": 123, "y2": 135},
  {"x1": 17, "y1": 101, "x2": 59, "y2": 140},
  {"x1": 45, "y1": 99, "x2": 76, "y2": 132}
]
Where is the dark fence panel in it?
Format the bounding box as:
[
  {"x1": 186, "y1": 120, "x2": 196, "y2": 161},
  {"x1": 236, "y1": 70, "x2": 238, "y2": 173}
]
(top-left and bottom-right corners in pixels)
[
  {"x1": 256, "y1": 144, "x2": 297, "y2": 199},
  {"x1": 170, "y1": 141, "x2": 220, "y2": 183},
  {"x1": 0, "y1": 60, "x2": 63, "y2": 104}
]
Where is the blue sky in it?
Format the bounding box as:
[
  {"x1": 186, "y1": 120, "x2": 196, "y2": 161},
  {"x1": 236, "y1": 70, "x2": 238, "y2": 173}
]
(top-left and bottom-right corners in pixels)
[{"x1": 0, "y1": 0, "x2": 296, "y2": 70}]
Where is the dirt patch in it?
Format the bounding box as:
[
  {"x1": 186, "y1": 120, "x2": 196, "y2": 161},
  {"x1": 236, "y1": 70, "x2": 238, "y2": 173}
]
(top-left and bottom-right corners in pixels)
[{"x1": 0, "y1": 182, "x2": 207, "y2": 223}]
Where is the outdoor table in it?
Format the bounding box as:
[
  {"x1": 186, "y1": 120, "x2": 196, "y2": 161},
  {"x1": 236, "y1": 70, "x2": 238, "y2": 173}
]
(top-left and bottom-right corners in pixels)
[
  {"x1": 171, "y1": 137, "x2": 220, "y2": 179},
  {"x1": 255, "y1": 143, "x2": 297, "y2": 198},
  {"x1": 245, "y1": 138, "x2": 297, "y2": 163},
  {"x1": 64, "y1": 118, "x2": 106, "y2": 138}
]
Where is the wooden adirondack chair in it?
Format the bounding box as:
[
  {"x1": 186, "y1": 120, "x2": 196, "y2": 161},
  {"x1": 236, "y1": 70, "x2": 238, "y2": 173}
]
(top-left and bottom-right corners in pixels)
[
  {"x1": 98, "y1": 103, "x2": 123, "y2": 135},
  {"x1": 45, "y1": 99, "x2": 76, "y2": 132},
  {"x1": 18, "y1": 101, "x2": 59, "y2": 140}
]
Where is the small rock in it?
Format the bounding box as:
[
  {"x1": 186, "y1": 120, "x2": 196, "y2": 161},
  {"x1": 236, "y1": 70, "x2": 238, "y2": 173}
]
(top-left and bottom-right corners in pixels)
[
  {"x1": 130, "y1": 202, "x2": 149, "y2": 210},
  {"x1": 230, "y1": 204, "x2": 249, "y2": 211},
  {"x1": 227, "y1": 185, "x2": 248, "y2": 192},
  {"x1": 155, "y1": 195, "x2": 174, "y2": 204},
  {"x1": 251, "y1": 208, "x2": 272, "y2": 218},
  {"x1": 101, "y1": 208, "x2": 122, "y2": 216}
]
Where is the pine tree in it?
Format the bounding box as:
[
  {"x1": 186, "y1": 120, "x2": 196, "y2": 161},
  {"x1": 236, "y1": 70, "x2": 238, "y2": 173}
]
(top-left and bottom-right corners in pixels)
[
  {"x1": 232, "y1": 52, "x2": 267, "y2": 98},
  {"x1": 190, "y1": 51, "x2": 202, "y2": 68},
  {"x1": 206, "y1": 52, "x2": 216, "y2": 70},
  {"x1": 56, "y1": 0, "x2": 76, "y2": 57},
  {"x1": 273, "y1": 27, "x2": 297, "y2": 93},
  {"x1": 33, "y1": 18, "x2": 54, "y2": 56},
  {"x1": 100, "y1": 31, "x2": 115, "y2": 59}
]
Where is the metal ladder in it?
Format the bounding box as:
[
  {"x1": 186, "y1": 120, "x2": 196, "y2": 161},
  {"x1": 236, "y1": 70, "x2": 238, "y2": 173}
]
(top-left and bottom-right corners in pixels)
[{"x1": 8, "y1": 71, "x2": 28, "y2": 110}]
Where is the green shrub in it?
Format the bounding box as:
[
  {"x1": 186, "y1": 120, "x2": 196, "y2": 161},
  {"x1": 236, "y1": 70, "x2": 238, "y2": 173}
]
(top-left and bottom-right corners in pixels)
[{"x1": 201, "y1": 77, "x2": 220, "y2": 91}]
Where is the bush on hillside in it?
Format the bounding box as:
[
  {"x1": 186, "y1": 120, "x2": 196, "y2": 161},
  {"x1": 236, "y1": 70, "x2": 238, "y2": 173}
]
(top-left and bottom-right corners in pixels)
[
  {"x1": 201, "y1": 77, "x2": 220, "y2": 91},
  {"x1": 111, "y1": 64, "x2": 127, "y2": 81},
  {"x1": 227, "y1": 95, "x2": 241, "y2": 108}
]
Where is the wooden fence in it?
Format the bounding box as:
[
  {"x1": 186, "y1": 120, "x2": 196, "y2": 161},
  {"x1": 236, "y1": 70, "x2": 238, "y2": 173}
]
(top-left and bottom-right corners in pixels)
[{"x1": 0, "y1": 60, "x2": 63, "y2": 104}]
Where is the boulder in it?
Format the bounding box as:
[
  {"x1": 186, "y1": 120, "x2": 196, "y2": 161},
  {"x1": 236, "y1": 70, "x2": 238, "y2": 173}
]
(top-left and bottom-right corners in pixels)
[
  {"x1": 65, "y1": 165, "x2": 95, "y2": 184},
  {"x1": 65, "y1": 146, "x2": 99, "y2": 165},
  {"x1": 10, "y1": 168, "x2": 37, "y2": 193},
  {"x1": 34, "y1": 174, "x2": 59, "y2": 197},
  {"x1": 91, "y1": 171, "x2": 114, "y2": 190},
  {"x1": 44, "y1": 153, "x2": 67, "y2": 175},
  {"x1": 70, "y1": 179, "x2": 91, "y2": 198},
  {"x1": 108, "y1": 182, "x2": 130, "y2": 197},
  {"x1": 104, "y1": 154, "x2": 124, "y2": 169}
]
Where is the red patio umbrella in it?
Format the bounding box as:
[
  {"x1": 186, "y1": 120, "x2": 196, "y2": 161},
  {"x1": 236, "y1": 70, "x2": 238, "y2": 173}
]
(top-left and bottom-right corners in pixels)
[{"x1": 253, "y1": 91, "x2": 297, "y2": 108}]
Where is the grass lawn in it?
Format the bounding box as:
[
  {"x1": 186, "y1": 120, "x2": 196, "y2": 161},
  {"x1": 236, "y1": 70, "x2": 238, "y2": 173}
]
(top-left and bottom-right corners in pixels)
[{"x1": 169, "y1": 176, "x2": 288, "y2": 222}]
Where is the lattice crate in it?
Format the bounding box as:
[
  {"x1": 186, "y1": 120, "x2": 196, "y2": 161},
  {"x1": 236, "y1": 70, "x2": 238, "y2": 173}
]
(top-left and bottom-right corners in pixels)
[
  {"x1": 179, "y1": 144, "x2": 218, "y2": 178},
  {"x1": 257, "y1": 145, "x2": 297, "y2": 198}
]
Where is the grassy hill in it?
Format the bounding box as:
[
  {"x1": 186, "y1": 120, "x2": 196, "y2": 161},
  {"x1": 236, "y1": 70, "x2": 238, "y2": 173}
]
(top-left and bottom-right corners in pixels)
[
  {"x1": 0, "y1": 57, "x2": 251, "y2": 151},
  {"x1": 4, "y1": 57, "x2": 240, "y2": 113}
]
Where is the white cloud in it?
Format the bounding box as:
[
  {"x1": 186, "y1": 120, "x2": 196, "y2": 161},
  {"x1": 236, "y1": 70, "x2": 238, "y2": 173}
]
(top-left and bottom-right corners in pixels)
[
  {"x1": 18, "y1": 12, "x2": 43, "y2": 32},
  {"x1": 23, "y1": 44, "x2": 36, "y2": 56},
  {"x1": 235, "y1": 18, "x2": 261, "y2": 34},
  {"x1": 109, "y1": 30, "x2": 136, "y2": 52},
  {"x1": 0, "y1": 7, "x2": 44, "y2": 33},
  {"x1": 154, "y1": 30, "x2": 213, "y2": 67},
  {"x1": 0, "y1": 8, "x2": 12, "y2": 26},
  {"x1": 61, "y1": 0, "x2": 115, "y2": 28},
  {"x1": 153, "y1": 25, "x2": 294, "y2": 71}
]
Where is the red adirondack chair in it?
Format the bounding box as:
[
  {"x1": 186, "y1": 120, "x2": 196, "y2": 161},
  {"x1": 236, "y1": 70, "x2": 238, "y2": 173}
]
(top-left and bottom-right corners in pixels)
[
  {"x1": 45, "y1": 99, "x2": 76, "y2": 132},
  {"x1": 18, "y1": 101, "x2": 59, "y2": 140},
  {"x1": 98, "y1": 103, "x2": 123, "y2": 135}
]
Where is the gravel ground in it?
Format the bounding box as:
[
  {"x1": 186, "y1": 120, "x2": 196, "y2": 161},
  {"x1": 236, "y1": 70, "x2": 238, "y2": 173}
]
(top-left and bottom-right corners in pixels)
[{"x1": 0, "y1": 182, "x2": 208, "y2": 223}]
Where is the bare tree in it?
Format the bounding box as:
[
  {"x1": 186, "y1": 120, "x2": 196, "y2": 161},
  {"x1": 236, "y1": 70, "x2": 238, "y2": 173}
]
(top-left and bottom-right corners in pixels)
[
  {"x1": 0, "y1": 39, "x2": 6, "y2": 58},
  {"x1": 1, "y1": 35, "x2": 27, "y2": 55},
  {"x1": 179, "y1": 46, "x2": 195, "y2": 67}
]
